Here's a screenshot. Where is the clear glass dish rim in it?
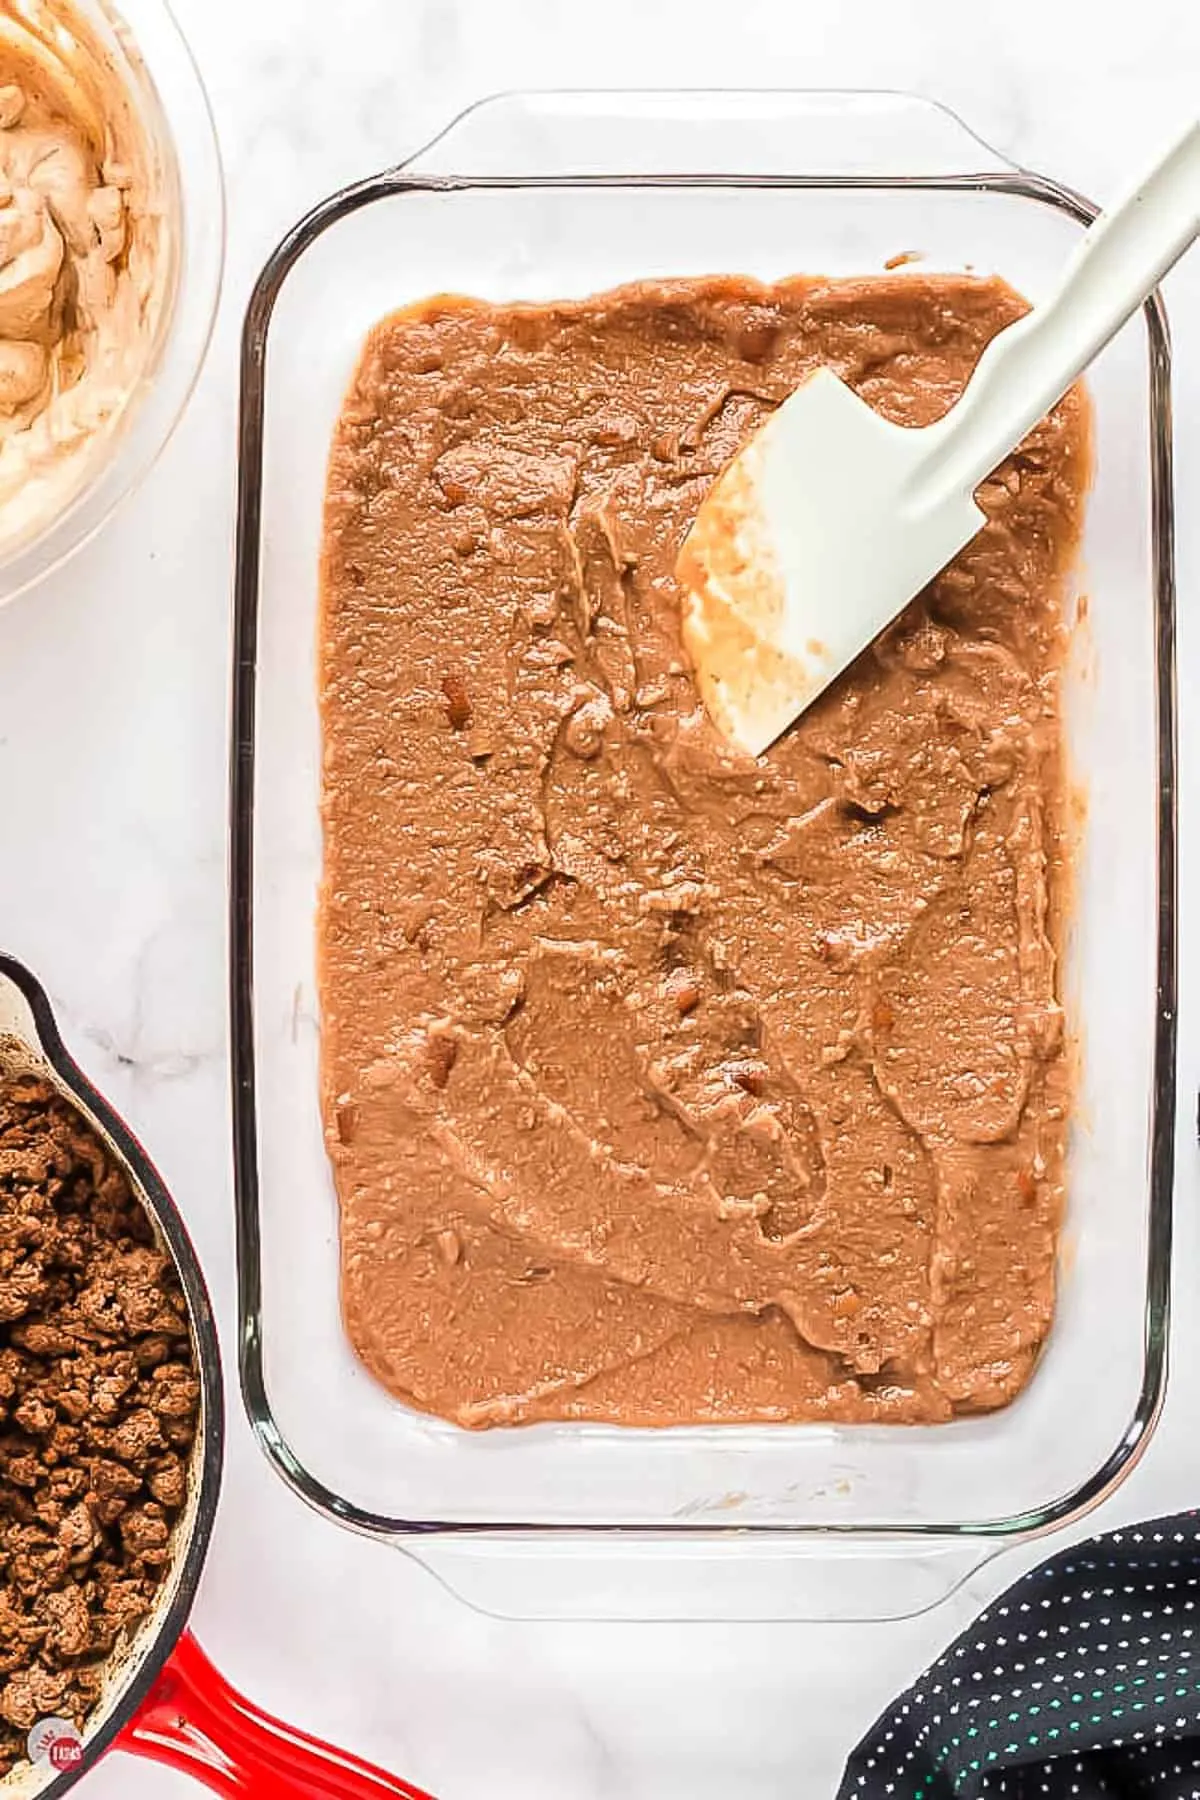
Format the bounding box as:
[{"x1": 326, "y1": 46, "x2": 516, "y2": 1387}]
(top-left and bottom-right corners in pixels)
[{"x1": 229, "y1": 88, "x2": 1177, "y2": 1549}]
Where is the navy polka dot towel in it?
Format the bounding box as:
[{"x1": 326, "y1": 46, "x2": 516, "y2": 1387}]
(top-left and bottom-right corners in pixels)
[{"x1": 840, "y1": 1512, "x2": 1200, "y2": 1798}]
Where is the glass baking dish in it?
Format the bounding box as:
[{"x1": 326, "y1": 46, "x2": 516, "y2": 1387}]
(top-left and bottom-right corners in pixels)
[{"x1": 230, "y1": 90, "x2": 1176, "y2": 1621}]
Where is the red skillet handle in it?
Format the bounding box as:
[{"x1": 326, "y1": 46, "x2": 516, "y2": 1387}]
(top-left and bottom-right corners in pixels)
[{"x1": 114, "y1": 1632, "x2": 435, "y2": 1799}]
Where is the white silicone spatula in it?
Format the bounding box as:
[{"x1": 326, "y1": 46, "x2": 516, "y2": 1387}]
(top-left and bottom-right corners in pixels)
[{"x1": 678, "y1": 120, "x2": 1200, "y2": 757}]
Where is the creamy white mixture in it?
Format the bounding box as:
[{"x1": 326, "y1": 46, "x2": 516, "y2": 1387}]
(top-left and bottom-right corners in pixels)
[{"x1": 0, "y1": 1, "x2": 168, "y2": 549}]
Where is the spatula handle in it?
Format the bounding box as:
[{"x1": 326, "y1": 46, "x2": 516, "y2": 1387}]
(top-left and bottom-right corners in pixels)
[{"x1": 913, "y1": 118, "x2": 1200, "y2": 505}]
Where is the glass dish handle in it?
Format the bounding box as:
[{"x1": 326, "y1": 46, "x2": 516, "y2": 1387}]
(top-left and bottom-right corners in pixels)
[
  {"x1": 402, "y1": 88, "x2": 1020, "y2": 181},
  {"x1": 115, "y1": 1633, "x2": 435, "y2": 1799},
  {"x1": 408, "y1": 1534, "x2": 1003, "y2": 1624}
]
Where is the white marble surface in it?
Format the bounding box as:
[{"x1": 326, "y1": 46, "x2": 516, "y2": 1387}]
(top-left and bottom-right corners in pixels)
[{"x1": 5, "y1": 1, "x2": 1198, "y2": 1795}]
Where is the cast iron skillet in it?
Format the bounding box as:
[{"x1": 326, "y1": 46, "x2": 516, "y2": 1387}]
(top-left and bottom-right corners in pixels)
[{"x1": 0, "y1": 955, "x2": 434, "y2": 1800}]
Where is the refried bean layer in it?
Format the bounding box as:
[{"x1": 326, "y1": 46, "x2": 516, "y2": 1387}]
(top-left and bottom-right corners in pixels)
[{"x1": 318, "y1": 273, "x2": 1088, "y2": 1429}]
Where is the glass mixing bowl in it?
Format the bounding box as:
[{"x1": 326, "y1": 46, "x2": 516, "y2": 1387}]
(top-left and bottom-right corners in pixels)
[{"x1": 0, "y1": 0, "x2": 222, "y2": 604}]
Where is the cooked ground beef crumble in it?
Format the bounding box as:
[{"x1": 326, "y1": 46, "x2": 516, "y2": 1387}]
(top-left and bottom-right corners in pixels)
[{"x1": 0, "y1": 1075, "x2": 198, "y2": 1777}]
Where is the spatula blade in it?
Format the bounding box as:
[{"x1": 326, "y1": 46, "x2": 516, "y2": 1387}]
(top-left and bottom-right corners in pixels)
[{"x1": 678, "y1": 368, "x2": 986, "y2": 756}]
